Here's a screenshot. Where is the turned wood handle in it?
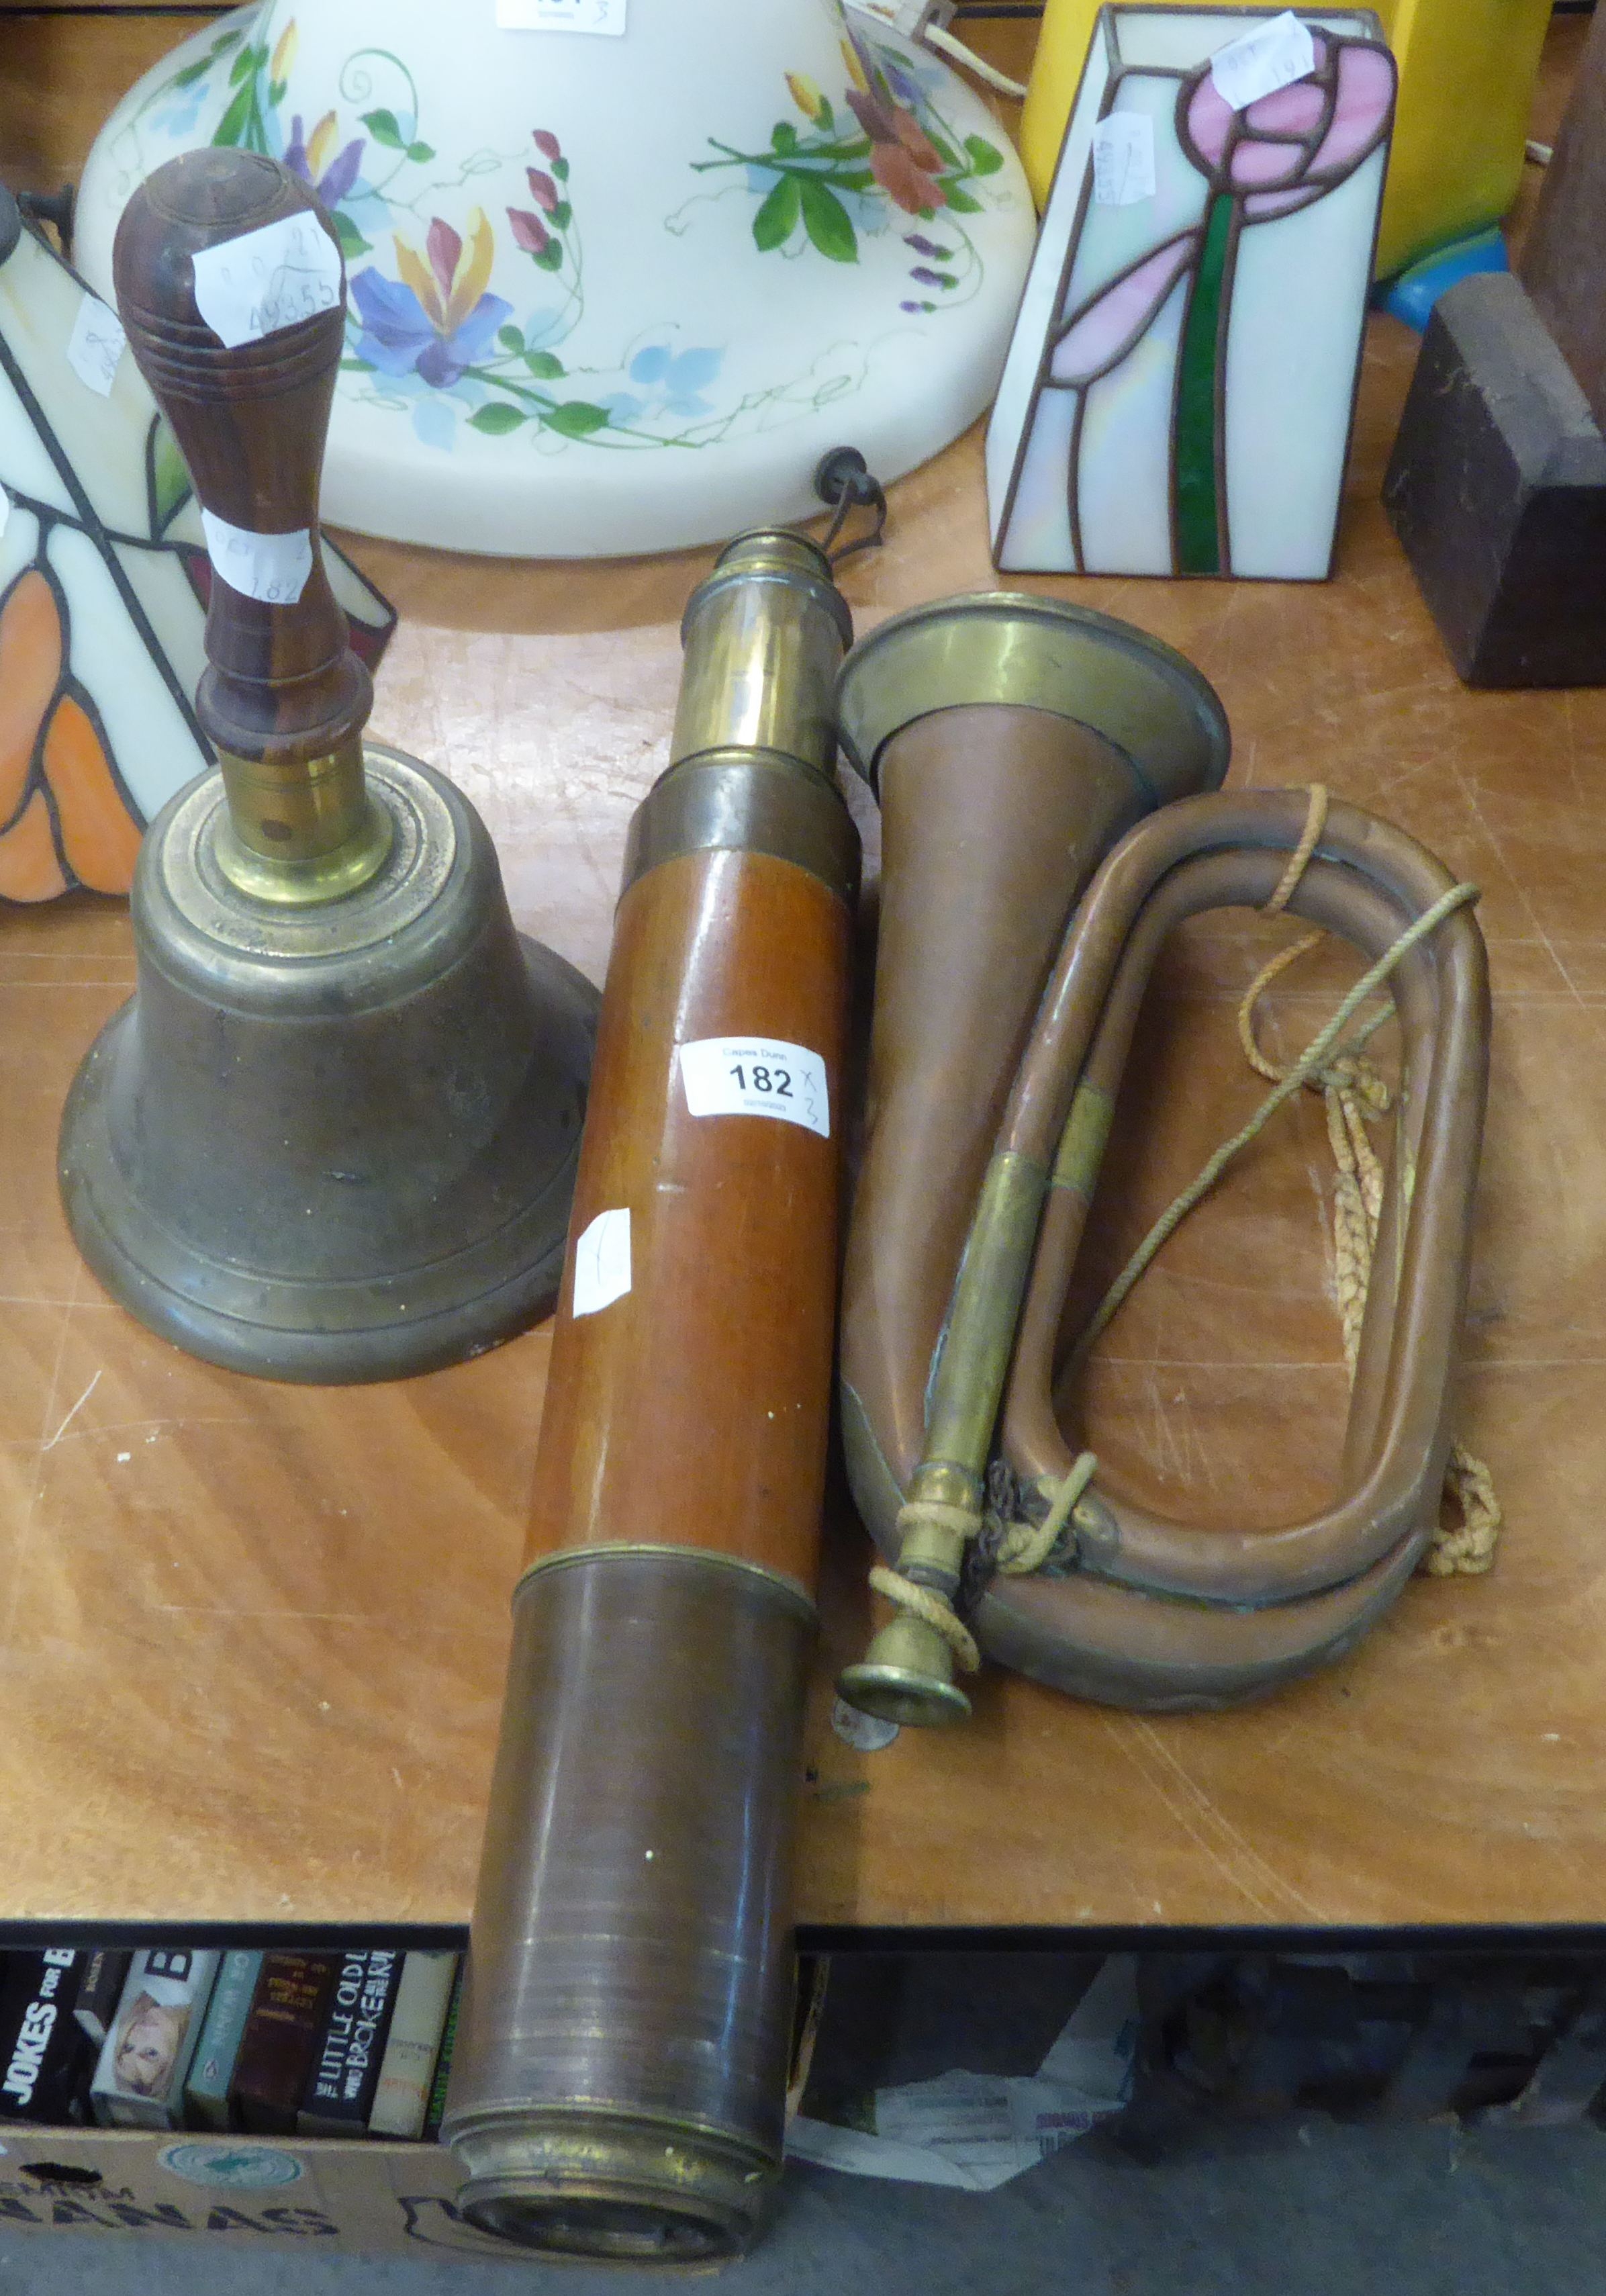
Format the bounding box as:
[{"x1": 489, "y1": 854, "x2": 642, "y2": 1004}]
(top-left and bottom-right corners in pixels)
[{"x1": 113, "y1": 149, "x2": 369, "y2": 768}]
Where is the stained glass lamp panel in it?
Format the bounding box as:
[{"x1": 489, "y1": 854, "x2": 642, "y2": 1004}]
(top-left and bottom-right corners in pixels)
[
  {"x1": 0, "y1": 194, "x2": 393, "y2": 904},
  {"x1": 986, "y1": 7, "x2": 1395, "y2": 581}
]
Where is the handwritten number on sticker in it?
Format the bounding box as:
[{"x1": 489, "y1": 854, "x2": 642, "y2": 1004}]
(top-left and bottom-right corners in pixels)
[
  {"x1": 495, "y1": 0, "x2": 627, "y2": 32},
  {"x1": 679, "y1": 1037, "x2": 831, "y2": 1138},
  {"x1": 1092, "y1": 113, "x2": 1155, "y2": 206},
  {"x1": 191, "y1": 214, "x2": 344, "y2": 351},
  {"x1": 199, "y1": 510, "x2": 314, "y2": 606},
  {"x1": 67, "y1": 295, "x2": 126, "y2": 396},
  {"x1": 1209, "y1": 10, "x2": 1316, "y2": 111}
]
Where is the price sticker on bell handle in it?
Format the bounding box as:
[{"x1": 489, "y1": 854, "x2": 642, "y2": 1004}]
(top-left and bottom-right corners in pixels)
[
  {"x1": 200, "y1": 510, "x2": 315, "y2": 606},
  {"x1": 191, "y1": 212, "x2": 344, "y2": 351},
  {"x1": 678, "y1": 1037, "x2": 831, "y2": 1139}
]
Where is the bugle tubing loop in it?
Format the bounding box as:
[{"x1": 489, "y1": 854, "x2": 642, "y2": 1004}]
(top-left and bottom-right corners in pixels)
[{"x1": 839, "y1": 782, "x2": 1490, "y2": 1723}]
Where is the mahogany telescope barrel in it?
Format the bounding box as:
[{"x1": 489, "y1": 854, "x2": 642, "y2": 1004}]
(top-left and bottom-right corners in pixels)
[{"x1": 444, "y1": 531, "x2": 857, "y2": 2264}]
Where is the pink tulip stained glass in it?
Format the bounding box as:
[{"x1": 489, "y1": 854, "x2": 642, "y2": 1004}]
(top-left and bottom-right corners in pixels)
[{"x1": 987, "y1": 8, "x2": 1396, "y2": 580}]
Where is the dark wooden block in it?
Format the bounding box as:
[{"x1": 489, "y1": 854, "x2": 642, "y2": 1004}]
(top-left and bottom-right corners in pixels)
[{"x1": 1383, "y1": 272, "x2": 1606, "y2": 688}]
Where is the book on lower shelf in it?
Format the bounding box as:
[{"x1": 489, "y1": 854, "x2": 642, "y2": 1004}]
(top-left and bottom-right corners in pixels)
[
  {"x1": 0, "y1": 1947, "x2": 467, "y2": 2139},
  {"x1": 297, "y1": 1947, "x2": 404, "y2": 2138},
  {"x1": 91, "y1": 1949, "x2": 221, "y2": 2130},
  {"x1": 423, "y1": 1960, "x2": 465, "y2": 2140},
  {"x1": 368, "y1": 1951, "x2": 459, "y2": 2142},
  {"x1": 71, "y1": 1950, "x2": 132, "y2": 2049},
  {"x1": 232, "y1": 1952, "x2": 339, "y2": 2136},
  {"x1": 181, "y1": 1949, "x2": 263, "y2": 2131},
  {"x1": 0, "y1": 1951, "x2": 97, "y2": 2123}
]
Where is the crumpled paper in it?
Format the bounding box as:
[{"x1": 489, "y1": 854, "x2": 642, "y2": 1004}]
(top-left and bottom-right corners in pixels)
[{"x1": 786, "y1": 1954, "x2": 1137, "y2": 2191}]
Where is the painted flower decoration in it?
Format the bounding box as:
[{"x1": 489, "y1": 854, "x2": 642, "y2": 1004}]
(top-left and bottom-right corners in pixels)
[
  {"x1": 349, "y1": 212, "x2": 511, "y2": 387},
  {"x1": 1177, "y1": 32, "x2": 1396, "y2": 217},
  {"x1": 841, "y1": 34, "x2": 947, "y2": 215},
  {"x1": 507, "y1": 130, "x2": 573, "y2": 274},
  {"x1": 283, "y1": 110, "x2": 364, "y2": 209}
]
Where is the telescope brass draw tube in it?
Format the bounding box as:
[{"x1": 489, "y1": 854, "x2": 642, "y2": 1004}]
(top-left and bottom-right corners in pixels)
[{"x1": 444, "y1": 532, "x2": 857, "y2": 2265}]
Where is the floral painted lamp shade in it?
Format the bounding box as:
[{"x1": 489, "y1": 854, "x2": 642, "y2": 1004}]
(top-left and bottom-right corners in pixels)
[
  {"x1": 73, "y1": 0, "x2": 1036, "y2": 558},
  {"x1": 0, "y1": 193, "x2": 393, "y2": 905},
  {"x1": 986, "y1": 7, "x2": 1395, "y2": 580}
]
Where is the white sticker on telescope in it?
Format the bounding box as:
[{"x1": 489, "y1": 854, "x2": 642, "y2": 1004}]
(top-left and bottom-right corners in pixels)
[
  {"x1": 1209, "y1": 10, "x2": 1315, "y2": 111},
  {"x1": 201, "y1": 510, "x2": 314, "y2": 606},
  {"x1": 571, "y1": 1207, "x2": 631, "y2": 1318},
  {"x1": 67, "y1": 293, "x2": 126, "y2": 396},
  {"x1": 496, "y1": 0, "x2": 627, "y2": 33},
  {"x1": 679, "y1": 1038, "x2": 830, "y2": 1138},
  {"x1": 191, "y1": 212, "x2": 343, "y2": 349}
]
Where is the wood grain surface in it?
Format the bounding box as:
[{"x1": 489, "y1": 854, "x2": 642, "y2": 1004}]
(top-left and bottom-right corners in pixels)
[
  {"x1": 525, "y1": 848, "x2": 851, "y2": 1591},
  {"x1": 0, "y1": 13, "x2": 1601, "y2": 1934}
]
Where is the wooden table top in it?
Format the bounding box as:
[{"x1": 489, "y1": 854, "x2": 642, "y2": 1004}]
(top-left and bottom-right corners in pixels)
[{"x1": 1, "y1": 14, "x2": 1601, "y2": 1939}]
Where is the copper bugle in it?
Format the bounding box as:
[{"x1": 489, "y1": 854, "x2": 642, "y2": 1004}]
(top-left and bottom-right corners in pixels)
[
  {"x1": 834, "y1": 598, "x2": 1489, "y2": 1724},
  {"x1": 443, "y1": 531, "x2": 857, "y2": 2264}
]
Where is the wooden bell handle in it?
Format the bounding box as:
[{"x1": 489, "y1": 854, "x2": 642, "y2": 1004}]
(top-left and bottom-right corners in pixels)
[{"x1": 113, "y1": 149, "x2": 369, "y2": 770}]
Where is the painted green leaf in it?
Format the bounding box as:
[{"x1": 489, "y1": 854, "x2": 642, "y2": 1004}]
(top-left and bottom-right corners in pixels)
[
  {"x1": 542, "y1": 401, "x2": 610, "y2": 439},
  {"x1": 799, "y1": 177, "x2": 857, "y2": 263},
  {"x1": 268, "y1": 78, "x2": 287, "y2": 106},
  {"x1": 944, "y1": 186, "x2": 982, "y2": 214},
  {"x1": 553, "y1": 156, "x2": 571, "y2": 180},
  {"x1": 498, "y1": 325, "x2": 525, "y2": 353},
  {"x1": 169, "y1": 59, "x2": 211, "y2": 89},
  {"x1": 963, "y1": 134, "x2": 1004, "y2": 177},
  {"x1": 407, "y1": 140, "x2": 435, "y2": 163},
  {"x1": 331, "y1": 212, "x2": 371, "y2": 260},
  {"x1": 471, "y1": 404, "x2": 528, "y2": 435},
  {"x1": 551, "y1": 201, "x2": 572, "y2": 230},
  {"x1": 773, "y1": 121, "x2": 798, "y2": 153},
  {"x1": 212, "y1": 84, "x2": 254, "y2": 148},
  {"x1": 816, "y1": 97, "x2": 835, "y2": 130},
  {"x1": 928, "y1": 132, "x2": 961, "y2": 169},
  {"x1": 339, "y1": 356, "x2": 376, "y2": 371},
  {"x1": 830, "y1": 168, "x2": 875, "y2": 191},
  {"x1": 361, "y1": 107, "x2": 406, "y2": 149},
  {"x1": 148, "y1": 418, "x2": 191, "y2": 536},
  {"x1": 228, "y1": 42, "x2": 259, "y2": 87},
  {"x1": 524, "y1": 351, "x2": 565, "y2": 378},
  {"x1": 532, "y1": 241, "x2": 563, "y2": 271},
  {"x1": 752, "y1": 173, "x2": 801, "y2": 253}
]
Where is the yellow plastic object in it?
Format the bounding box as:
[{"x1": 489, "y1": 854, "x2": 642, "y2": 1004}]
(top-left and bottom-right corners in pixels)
[{"x1": 1019, "y1": 0, "x2": 1554, "y2": 278}]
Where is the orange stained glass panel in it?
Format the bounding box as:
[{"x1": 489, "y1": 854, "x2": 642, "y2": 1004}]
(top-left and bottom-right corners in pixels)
[
  {"x1": 0, "y1": 567, "x2": 61, "y2": 822},
  {"x1": 0, "y1": 785, "x2": 68, "y2": 901},
  {"x1": 42, "y1": 691, "x2": 143, "y2": 894}
]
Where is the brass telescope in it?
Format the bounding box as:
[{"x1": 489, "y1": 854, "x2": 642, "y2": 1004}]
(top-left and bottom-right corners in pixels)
[{"x1": 834, "y1": 600, "x2": 1489, "y2": 1723}]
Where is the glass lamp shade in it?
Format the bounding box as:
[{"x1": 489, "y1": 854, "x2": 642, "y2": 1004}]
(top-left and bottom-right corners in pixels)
[
  {"x1": 0, "y1": 193, "x2": 392, "y2": 904},
  {"x1": 76, "y1": 0, "x2": 1036, "y2": 558},
  {"x1": 987, "y1": 7, "x2": 1393, "y2": 581}
]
